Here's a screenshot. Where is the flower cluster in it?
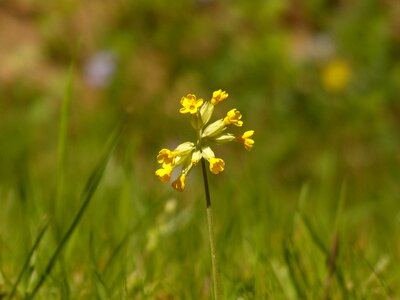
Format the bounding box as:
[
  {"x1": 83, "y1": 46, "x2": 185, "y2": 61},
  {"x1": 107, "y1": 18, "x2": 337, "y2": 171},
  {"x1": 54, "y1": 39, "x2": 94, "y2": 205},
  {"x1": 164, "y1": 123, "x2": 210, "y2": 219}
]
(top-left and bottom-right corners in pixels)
[{"x1": 156, "y1": 90, "x2": 255, "y2": 192}]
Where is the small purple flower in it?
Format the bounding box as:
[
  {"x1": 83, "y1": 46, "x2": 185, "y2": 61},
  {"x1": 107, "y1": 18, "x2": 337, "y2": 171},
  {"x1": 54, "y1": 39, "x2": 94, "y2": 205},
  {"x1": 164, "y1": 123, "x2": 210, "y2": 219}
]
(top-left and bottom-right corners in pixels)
[{"x1": 84, "y1": 50, "x2": 116, "y2": 87}]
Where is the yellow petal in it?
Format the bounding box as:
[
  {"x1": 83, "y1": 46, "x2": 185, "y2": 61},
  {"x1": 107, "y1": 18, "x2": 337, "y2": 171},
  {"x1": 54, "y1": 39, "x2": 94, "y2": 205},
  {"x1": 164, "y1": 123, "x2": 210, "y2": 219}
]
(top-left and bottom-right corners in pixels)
[
  {"x1": 242, "y1": 130, "x2": 254, "y2": 138},
  {"x1": 155, "y1": 165, "x2": 173, "y2": 183},
  {"x1": 238, "y1": 130, "x2": 255, "y2": 151},
  {"x1": 171, "y1": 175, "x2": 186, "y2": 192}
]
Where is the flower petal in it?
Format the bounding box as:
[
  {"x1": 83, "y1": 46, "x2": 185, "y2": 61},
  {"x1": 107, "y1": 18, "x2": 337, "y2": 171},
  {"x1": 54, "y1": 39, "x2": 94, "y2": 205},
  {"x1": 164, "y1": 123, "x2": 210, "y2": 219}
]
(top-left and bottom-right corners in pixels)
[
  {"x1": 155, "y1": 164, "x2": 173, "y2": 183},
  {"x1": 171, "y1": 174, "x2": 186, "y2": 192}
]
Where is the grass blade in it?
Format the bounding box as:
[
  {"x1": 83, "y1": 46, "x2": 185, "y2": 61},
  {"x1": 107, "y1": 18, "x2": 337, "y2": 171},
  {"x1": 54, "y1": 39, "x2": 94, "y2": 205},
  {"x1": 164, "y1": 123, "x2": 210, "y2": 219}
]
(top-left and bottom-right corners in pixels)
[
  {"x1": 54, "y1": 63, "x2": 74, "y2": 227},
  {"x1": 282, "y1": 239, "x2": 305, "y2": 299},
  {"x1": 7, "y1": 221, "x2": 48, "y2": 300},
  {"x1": 322, "y1": 181, "x2": 348, "y2": 299},
  {"x1": 27, "y1": 121, "x2": 124, "y2": 299}
]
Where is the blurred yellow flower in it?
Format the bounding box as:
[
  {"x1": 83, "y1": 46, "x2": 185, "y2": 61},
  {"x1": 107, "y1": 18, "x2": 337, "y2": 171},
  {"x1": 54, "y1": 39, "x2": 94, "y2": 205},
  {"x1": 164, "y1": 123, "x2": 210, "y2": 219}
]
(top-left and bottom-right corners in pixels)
[
  {"x1": 322, "y1": 58, "x2": 351, "y2": 92},
  {"x1": 211, "y1": 89, "x2": 229, "y2": 105},
  {"x1": 209, "y1": 158, "x2": 225, "y2": 174},
  {"x1": 180, "y1": 94, "x2": 203, "y2": 114},
  {"x1": 157, "y1": 148, "x2": 175, "y2": 165},
  {"x1": 224, "y1": 109, "x2": 243, "y2": 127},
  {"x1": 238, "y1": 130, "x2": 255, "y2": 151},
  {"x1": 156, "y1": 90, "x2": 254, "y2": 192}
]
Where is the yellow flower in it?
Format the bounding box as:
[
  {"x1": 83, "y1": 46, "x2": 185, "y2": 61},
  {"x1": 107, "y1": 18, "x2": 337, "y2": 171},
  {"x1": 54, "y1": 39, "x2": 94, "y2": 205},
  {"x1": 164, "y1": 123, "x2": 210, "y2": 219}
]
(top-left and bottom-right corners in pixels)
[
  {"x1": 172, "y1": 174, "x2": 186, "y2": 192},
  {"x1": 238, "y1": 130, "x2": 255, "y2": 151},
  {"x1": 223, "y1": 109, "x2": 243, "y2": 127},
  {"x1": 155, "y1": 164, "x2": 174, "y2": 183},
  {"x1": 156, "y1": 90, "x2": 254, "y2": 191},
  {"x1": 180, "y1": 94, "x2": 203, "y2": 114},
  {"x1": 211, "y1": 89, "x2": 228, "y2": 105},
  {"x1": 209, "y1": 158, "x2": 225, "y2": 174},
  {"x1": 157, "y1": 148, "x2": 175, "y2": 165},
  {"x1": 321, "y1": 58, "x2": 351, "y2": 92}
]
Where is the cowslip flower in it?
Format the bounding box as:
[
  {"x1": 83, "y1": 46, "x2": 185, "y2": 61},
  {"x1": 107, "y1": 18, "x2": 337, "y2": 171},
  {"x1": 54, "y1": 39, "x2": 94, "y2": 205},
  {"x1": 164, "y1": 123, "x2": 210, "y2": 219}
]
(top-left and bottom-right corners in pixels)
[
  {"x1": 224, "y1": 109, "x2": 243, "y2": 127},
  {"x1": 321, "y1": 58, "x2": 351, "y2": 92},
  {"x1": 238, "y1": 130, "x2": 255, "y2": 151},
  {"x1": 211, "y1": 89, "x2": 229, "y2": 105},
  {"x1": 155, "y1": 90, "x2": 255, "y2": 191},
  {"x1": 180, "y1": 94, "x2": 204, "y2": 114}
]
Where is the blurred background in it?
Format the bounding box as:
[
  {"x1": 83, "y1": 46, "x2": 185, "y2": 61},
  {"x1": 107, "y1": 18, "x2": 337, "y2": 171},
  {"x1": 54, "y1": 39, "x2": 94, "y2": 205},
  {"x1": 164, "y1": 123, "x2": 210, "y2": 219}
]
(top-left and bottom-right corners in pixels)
[{"x1": 1, "y1": 0, "x2": 400, "y2": 298}]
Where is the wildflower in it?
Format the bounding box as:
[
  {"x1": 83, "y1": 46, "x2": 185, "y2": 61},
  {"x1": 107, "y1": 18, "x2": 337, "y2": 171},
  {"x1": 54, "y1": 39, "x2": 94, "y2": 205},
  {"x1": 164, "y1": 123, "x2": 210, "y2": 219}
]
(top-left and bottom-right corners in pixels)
[
  {"x1": 211, "y1": 89, "x2": 228, "y2": 105},
  {"x1": 209, "y1": 158, "x2": 225, "y2": 174},
  {"x1": 224, "y1": 109, "x2": 243, "y2": 127},
  {"x1": 84, "y1": 50, "x2": 116, "y2": 87},
  {"x1": 157, "y1": 148, "x2": 175, "y2": 165},
  {"x1": 322, "y1": 58, "x2": 351, "y2": 92},
  {"x1": 180, "y1": 94, "x2": 203, "y2": 114},
  {"x1": 238, "y1": 130, "x2": 255, "y2": 151},
  {"x1": 156, "y1": 90, "x2": 254, "y2": 191},
  {"x1": 201, "y1": 146, "x2": 225, "y2": 174}
]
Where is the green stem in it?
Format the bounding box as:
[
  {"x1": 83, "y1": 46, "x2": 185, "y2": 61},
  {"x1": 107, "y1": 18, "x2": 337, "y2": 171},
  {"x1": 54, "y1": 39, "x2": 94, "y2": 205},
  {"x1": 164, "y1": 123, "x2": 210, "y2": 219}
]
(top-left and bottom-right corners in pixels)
[{"x1": 201, "y1": 158, "x2": 220, "y2": 300}]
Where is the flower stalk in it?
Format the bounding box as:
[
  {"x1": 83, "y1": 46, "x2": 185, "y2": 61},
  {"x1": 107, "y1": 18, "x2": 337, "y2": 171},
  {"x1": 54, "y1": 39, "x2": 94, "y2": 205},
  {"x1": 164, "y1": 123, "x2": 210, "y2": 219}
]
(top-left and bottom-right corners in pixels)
[
  {"x1": 155, "y1": 89, "x2": 255, "y2": 299},
  {"x1": 201, "y1": 158, "x2": 220, "y2": 300}
]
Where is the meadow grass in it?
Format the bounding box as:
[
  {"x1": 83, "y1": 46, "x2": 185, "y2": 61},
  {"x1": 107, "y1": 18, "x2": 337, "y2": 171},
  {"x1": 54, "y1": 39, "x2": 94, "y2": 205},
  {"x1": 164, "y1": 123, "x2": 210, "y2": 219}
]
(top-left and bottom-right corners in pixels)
[
  {"x1": 1, "y1": 78, "x2": 399, "y2": 299},
  {"x1": 1, "y1": 2, "x2": 400, "y2": 299},
  {"x1": 0, "y1": 91, "x2": 398, "y2": 298}
]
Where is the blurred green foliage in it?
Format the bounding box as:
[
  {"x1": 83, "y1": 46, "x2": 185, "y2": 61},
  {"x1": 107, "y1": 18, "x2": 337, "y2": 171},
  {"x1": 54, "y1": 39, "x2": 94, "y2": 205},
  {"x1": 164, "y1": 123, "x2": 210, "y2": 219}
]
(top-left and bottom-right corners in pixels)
[{"x1": 1, "y1": 0, "x2": 400, "y2": 298}]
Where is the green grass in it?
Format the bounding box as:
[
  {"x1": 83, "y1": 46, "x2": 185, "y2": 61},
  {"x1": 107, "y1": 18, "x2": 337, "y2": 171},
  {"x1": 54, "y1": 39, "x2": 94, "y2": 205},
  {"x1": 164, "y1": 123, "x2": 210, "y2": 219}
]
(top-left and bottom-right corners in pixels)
[
  {"x1": 1, "y1": 114, "x2": 398, "y2": 298},
  {"x1": 0, "y1": 108, "x2": 399, "y2": 298}
]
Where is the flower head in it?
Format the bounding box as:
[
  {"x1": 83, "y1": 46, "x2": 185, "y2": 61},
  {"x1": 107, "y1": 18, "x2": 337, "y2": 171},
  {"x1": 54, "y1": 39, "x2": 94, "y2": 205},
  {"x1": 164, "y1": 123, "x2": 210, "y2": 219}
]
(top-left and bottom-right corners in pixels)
[
  {"x1": 156, "y1": 90, "x2": 254, "y2": 191},
  {"x1": 180, "y1": 94, "x2": 203, "y2": 114}
]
